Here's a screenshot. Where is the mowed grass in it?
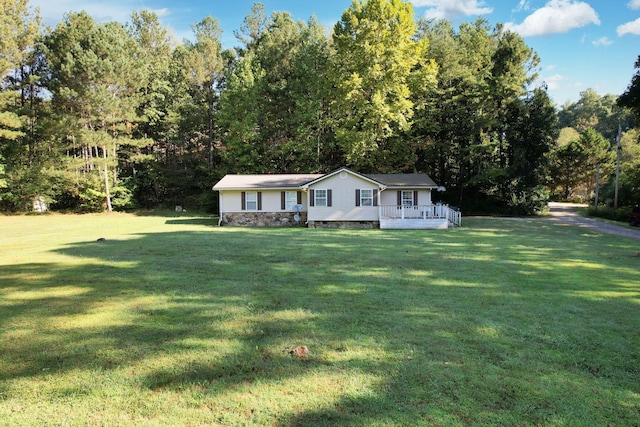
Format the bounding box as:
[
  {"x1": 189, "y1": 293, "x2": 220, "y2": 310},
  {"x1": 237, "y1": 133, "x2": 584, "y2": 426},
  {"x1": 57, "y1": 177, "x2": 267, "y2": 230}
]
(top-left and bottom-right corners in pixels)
[{"x1": 1, "y1": 213, "x2": 639, "y2": 426}]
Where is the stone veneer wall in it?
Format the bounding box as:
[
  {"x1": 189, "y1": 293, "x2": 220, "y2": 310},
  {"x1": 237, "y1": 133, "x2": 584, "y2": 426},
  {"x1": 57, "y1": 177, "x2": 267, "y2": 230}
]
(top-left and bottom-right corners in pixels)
[
  {"x1": 307, "y1": 220, "x2": 380, "y2": 229},
  {"x1": 221, "y1": 212, "x2": 306, "y2": 226}
]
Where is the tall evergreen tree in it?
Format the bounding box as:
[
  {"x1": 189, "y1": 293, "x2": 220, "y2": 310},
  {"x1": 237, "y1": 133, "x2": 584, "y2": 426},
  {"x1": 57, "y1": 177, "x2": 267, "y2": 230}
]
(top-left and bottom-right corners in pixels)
[
  {"x1": 219, "y1": 11, "x2": 332, "y2": 173},
  {"x1": 502, "y1": 88, "x2": 558, "y2": 214},
  {"x1": 416, "y1": 19, "x2": 494, "y2": 207},
  {"x1": 414, "y1": 18, "x2": 543, "y2": 213},
  {"x1": 0, "y1": 0, "x2": 44, "y2": 210},
  {"x1": 617, "y1": 56, "x2": 640, "y2": 125},
  {"x1": 183, "y1": 16, "x2": 224, "y2": 169},
  {"x1": 548, "y1": 128, "x2": 612, "y2": 201},
  {"x1": 126, "y1": 10, "x2": 176, "y2": 208},
  {"x1": 44, "y1": 12, "x2": 151, "y2": 211}
]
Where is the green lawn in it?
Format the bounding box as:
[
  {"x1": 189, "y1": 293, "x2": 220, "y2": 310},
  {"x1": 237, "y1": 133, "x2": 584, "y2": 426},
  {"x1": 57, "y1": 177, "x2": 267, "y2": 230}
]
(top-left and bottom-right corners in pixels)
[{"x1": 1, "y1": 213, "x2": 639, "y2": 426}]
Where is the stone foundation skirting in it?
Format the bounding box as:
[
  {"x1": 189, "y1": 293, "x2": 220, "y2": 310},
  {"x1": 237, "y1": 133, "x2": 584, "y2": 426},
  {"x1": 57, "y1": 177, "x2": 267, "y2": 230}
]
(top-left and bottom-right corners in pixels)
[
  {"x1": 307, "y1": 220, "x2": 380, "y2": 229},
  {"x1": 221, "y1": 212, "x2": 306, "y2": 227}
]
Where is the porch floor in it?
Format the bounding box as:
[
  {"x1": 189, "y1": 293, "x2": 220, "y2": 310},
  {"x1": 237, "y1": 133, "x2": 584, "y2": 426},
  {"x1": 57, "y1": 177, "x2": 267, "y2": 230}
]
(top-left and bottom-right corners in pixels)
[{"x1": 378, "y1": 205, "x2": 460, "y2": 229}]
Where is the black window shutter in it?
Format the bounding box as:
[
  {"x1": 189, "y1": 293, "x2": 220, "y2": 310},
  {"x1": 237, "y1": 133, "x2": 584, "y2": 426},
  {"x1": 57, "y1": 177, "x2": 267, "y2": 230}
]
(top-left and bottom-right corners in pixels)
[
  {"x1": 310, "y1": 189, "x2": 315, "y2": 207},
  {"x1": 281, "y1": 191, "x2": 286, "y2": 210},
  {"x1": 327, "y1": 189, "x2": 332, "y2": 207},
  {"x1": 397, "y1": 191, "x2": 401, "y2": 206},
  {"x1": 413, "y1": 191, "x2": 418, "y2": 206},
  {"x1": 297, "y1": 191, "x2": 302, "y2": 204},
  {"x1": 241, "y1": 192, "x2": 246, "y2": 210},
  {"x1": 257, "y1": 192, "x2": 262, "y2": 210},
  {"x1": 373, "y1": 189, "x2": 378, "y2": 206},
  {"x1": 355, "y1": 189, "x2": 360, "y2": 207}
]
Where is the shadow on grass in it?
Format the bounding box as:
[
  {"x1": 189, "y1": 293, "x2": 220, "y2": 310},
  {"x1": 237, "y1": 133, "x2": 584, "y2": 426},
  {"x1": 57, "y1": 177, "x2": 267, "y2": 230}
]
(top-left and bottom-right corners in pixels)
[
  {"x1": 1, "y1": 219, "x2": 639, "y2": 425},
  {"x1": 164, "y1": 217, "x2": 217, "y2": 226}
]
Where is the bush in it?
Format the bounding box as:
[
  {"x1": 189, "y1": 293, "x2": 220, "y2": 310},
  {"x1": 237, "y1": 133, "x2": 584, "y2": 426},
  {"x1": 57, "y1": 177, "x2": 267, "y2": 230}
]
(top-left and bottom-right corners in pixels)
[
  {"x1": 111, "y1": 185, "x2": 135, "y2": 211},
  {"x1": 583, "y1": 205, "x2": 633, "y2": 222}
]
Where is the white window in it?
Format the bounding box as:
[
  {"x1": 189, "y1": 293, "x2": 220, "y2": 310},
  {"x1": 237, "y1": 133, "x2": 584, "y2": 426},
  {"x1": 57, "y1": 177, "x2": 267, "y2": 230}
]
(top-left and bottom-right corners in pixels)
[
  {"x1": 246, "y1": 191, "x2": 258, "y2": 210},
  {"x1": 285, "y1": 191, "x2": 298, "y2": 210},
  {"x1": 402, "y1": 190, "x2": 414, "y2": 207},
  {"x1": 315, "y1": 189, "x2": 327, "y2": 207},
  {"x1": 360, "y1": 189, "x2": 373, "y2": 207}
]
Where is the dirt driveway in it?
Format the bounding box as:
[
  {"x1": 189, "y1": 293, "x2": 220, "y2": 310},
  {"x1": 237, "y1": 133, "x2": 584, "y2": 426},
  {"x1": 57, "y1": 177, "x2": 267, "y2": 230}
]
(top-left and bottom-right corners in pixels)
[{"x1": 546, "y1": 202, "x2": 640, "y2": 242}]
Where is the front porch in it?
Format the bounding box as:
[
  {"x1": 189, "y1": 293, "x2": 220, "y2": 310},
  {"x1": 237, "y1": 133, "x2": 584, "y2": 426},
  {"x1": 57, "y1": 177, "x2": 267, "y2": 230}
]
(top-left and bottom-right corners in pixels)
[{"x1": 378, "y1": 204, "x2": 461, "y2": 229}]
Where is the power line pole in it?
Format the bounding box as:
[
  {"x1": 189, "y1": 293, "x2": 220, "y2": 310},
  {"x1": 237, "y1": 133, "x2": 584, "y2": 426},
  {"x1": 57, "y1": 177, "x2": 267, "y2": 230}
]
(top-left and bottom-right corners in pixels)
[{"x1": 614, "y1": 123, "x2": 622, "y2": 210}]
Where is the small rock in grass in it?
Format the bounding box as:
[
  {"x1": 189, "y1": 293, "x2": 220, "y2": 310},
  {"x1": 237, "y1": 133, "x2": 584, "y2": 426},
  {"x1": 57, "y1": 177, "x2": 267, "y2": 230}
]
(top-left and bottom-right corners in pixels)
[{"x1": 289, "y1": 345, "x2": 309, "y2": 358}]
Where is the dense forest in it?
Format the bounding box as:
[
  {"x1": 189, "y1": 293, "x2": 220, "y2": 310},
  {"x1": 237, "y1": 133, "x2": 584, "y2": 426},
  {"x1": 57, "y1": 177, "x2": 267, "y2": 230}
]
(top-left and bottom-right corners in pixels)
[{"x1": 1, "y1": 0, "x2": 639, "y2": 215}]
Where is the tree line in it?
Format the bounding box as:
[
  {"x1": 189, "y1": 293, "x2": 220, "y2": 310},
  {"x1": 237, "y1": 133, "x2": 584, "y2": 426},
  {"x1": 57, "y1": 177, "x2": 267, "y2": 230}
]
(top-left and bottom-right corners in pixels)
[{"x1": 0, "y1": 0, "x2": 638, "y2": 215}]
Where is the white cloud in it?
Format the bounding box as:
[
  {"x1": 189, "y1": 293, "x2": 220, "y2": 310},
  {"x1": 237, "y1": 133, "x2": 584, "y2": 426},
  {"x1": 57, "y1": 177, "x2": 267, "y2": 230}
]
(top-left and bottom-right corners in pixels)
[
  {"x1": 154, "y1": 8, "x2": 171, "y2": 18},
  {"x1": 628, "y1": 0, "x2": 640, "y2": 10},
  {"x1": 514, "y1": 0, "x2": 531, "y2": 12},
  {"x1": 411, "y1": 0, "x2": 493, "y2": 20},
  {"x1": 617, "y1": 17, "x2": 640, "y2": 36},
  {"x1": 504, "y1": 0, "x2": 600, "y2": 37},
  {"x1": 545, "y1": 64, "x2": 557, "y2": 71},
  {"x1": 544, "y1": 73, "x2": 564, "y2": 90},
  {"x1": 592, "y1": 36, "x2": 613, "y2": 46}
]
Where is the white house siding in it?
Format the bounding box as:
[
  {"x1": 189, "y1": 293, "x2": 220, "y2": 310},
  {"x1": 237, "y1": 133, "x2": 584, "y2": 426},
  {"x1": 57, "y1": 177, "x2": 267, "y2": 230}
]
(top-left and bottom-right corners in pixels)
[
  {"x1": 218, "y1": 189, "x2": 309, "y2": 226},
  {"x1": 307, "y1": 172, "x2": 379, "y2": 222},
  {"x1": 220, "y1": 190, "x2": 307, "y2": 213},
  {"x1": 378, "y1": 189, "x2": 432, "y2": 206}
]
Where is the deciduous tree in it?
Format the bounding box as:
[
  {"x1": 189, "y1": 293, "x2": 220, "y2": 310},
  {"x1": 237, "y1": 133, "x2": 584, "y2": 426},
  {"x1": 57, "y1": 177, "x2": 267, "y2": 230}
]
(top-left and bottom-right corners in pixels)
[
  {"x1": 219, "y1": 11, "x2": 332, "y2": 173},
  {"x1": 414, "y1": 18, "x2": 543, "y2": 213},
  {"x1": 331, "y1": 0, "x2": 437, "y2": 171}
]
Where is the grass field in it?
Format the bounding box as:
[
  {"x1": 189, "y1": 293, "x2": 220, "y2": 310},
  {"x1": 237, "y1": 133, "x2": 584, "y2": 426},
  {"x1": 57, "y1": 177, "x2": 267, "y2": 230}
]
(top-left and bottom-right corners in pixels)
[{"x1": 1, "y1": 213, "x2": 639, "y2": 426}]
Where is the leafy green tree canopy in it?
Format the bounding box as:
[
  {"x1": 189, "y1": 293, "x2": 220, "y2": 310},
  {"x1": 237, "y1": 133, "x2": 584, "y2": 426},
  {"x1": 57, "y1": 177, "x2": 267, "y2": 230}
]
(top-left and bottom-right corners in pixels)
[
  {"x1": 331, "y1": 0, "x2": 437, "y2": 171},
  {"x1": 618, "y1": 55, "x2": 640, "y2": 124}
]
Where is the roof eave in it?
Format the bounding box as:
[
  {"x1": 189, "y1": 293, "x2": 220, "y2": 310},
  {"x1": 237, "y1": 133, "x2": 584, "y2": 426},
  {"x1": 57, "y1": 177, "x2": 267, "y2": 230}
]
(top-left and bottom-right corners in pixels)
[
  {"x1": 213, "y1": 186, "x2": 303, "y2": 191},
  {"x1": 383, "y1": 185, "x2": 439, "y2": 189}
]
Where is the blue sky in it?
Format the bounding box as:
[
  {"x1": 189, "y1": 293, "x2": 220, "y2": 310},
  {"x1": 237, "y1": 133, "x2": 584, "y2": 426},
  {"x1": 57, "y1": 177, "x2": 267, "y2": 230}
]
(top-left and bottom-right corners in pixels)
[{"x1": 29, "y1": 0, "x2": 640, "y2": 106}]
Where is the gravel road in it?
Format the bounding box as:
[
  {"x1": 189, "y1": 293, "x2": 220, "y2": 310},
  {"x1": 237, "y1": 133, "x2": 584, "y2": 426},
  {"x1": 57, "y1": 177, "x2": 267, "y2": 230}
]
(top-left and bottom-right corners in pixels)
[{"x1": 546, "y1": 202, "x2": 640, "y2": 242}]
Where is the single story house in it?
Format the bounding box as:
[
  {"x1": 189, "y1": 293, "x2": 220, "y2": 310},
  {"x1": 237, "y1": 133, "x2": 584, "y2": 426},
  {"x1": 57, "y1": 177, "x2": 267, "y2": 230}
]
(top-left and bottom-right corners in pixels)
[{"x1": 212, "y1": 167, "x2": 461, "y2": 229}]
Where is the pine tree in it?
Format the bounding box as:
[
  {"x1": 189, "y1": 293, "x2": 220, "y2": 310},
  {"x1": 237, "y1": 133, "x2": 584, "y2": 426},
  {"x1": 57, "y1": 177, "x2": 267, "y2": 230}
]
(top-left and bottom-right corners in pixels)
[{"x1": 44, "y1": 12, "x2": 151, "y2": 211}]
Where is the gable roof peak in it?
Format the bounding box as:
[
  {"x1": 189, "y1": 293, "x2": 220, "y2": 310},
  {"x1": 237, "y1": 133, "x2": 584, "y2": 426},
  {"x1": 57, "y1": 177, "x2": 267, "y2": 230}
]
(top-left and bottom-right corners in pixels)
[{"x1": 301, "y1": 167, "x2": 383, "y2": 188}]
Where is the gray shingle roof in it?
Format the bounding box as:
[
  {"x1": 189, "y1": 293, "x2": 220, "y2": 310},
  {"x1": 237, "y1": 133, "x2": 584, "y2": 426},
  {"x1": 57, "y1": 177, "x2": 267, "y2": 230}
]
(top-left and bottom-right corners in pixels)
[
  {"x1": 365, "y1": 173, "x2": 438, "y2": 188},
  {"x1": 213, "y1": 174, "x2": 323, "y2": 190},
  {"x1": 213, "y1": 169, "x2": 439, "y2": 190}
]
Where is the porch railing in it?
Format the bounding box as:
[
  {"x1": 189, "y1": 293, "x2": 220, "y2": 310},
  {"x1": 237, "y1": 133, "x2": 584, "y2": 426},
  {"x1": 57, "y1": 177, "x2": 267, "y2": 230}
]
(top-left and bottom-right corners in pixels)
[{"x1": 379, "y1": 204, "x2": 461, "y2": 227}]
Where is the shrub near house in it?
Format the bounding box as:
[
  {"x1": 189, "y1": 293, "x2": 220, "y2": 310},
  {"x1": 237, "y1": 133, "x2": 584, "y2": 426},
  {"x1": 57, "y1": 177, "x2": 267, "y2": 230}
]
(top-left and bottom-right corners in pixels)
[{"x1": 630, "y1": 206, "x2": 640, "y2": 226}]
